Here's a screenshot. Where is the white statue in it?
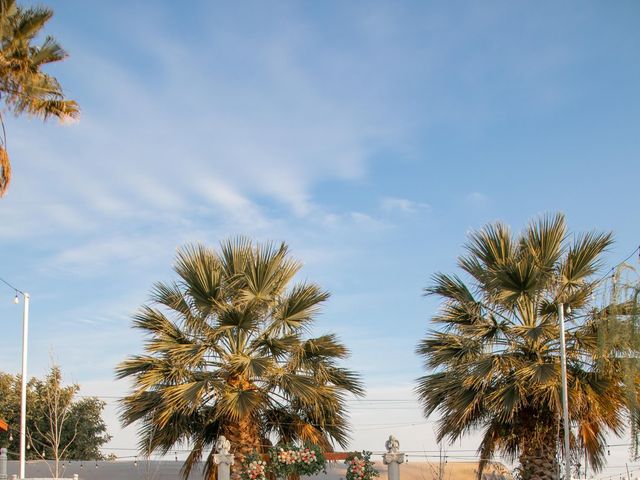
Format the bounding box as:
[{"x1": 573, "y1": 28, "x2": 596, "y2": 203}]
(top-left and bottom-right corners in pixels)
[
  {"x1": 385, "y1": 435, "x2": 400, "y2": 453},
  {"x1": 215, "y1": 436, "x2": 231, "y2": 455}
]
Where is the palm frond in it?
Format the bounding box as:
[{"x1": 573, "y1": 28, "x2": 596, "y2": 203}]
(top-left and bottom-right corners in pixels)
[
  {"x1": 174, "y1": 243, "x2": 223, "y2": 314},
  {"x1": 241, "y1": 241, "x2": 300, "y2": 304},
  {"x1": 425, "y1": 272, "x2": 475, "y2": 303},
  {"x1": 30, "y1": 35, "x2": 66, "y2": 66},
  {"x1": 271, "y1": 283, "x2": 330, "y2": 333},
  {"x1": 14, "y1": 6, "x2": 53, "y2": 40},
  {"x1": 277, "y1": 373, "x2": 320, "y2": 408},
  {"x1": 523, "y1": 213, "x2": 566, "y2": 271},
  {"x1": 216, "y1": 388, "x2": 264, "y2": 421},
  {"x1": 560, "y1": 231, "x2": 613, "y2": 292},
  {"x1": 465, "y1": 222, "x2": 513, "y2": 270},
  {"x1": 226, "y1": 353, "x2": 274, "y2": 379},
  {"x1": 416, "y1": 331, "x2": 482, "y2": 369}
]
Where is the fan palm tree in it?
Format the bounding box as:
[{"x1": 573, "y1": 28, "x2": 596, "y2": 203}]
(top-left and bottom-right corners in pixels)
[
  {"x1": 0, "y1": 0, "x2": 79, "y2": 195},
  {"x1": 415, "y1": 213, "x2": 638, "y2": 480},
  {"x1": 117, "y1": 238, "x2": 364, "y2": 480}
]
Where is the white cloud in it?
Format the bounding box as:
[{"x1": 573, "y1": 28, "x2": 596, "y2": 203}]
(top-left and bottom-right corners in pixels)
[
  {"x1": 381, "y1": 196, "x2": 430, "y2": 214},
  {"x1": 194, "y1": 176, "x2": 270, "y2": 228},
  {"x1": 124, "y1": 174, "x2": 186, "y2": 211},
  {"x1": 49, "y1": 236, "x2": 166, "y2": 273},
  {"x1": 317, "y1": 211, "x2": 388, "y2": 231}
]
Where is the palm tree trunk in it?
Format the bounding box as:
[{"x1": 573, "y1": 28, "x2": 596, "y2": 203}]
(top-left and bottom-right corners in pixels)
[
  {"x1": 518, "y1": 424, "x2": 559, "y2": 480},
  {"x1": 223, "y1": 417, "x2": 261, "y2": 480}
]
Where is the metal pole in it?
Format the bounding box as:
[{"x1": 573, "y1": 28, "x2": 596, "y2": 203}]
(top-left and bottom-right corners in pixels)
[
  {"x1": 19, "y1": 293, "x2": 29, "y2": 480},
  {"x1": 558, "y1": 303, "x2": 571, "y2": 480}
]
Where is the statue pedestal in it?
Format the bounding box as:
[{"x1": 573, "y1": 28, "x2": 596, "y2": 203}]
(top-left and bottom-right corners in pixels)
[
  {"x1": 214, "y1": 436, "x2": 235, "y2": 480},
  {"x1": 382, "y1": 435, "x2": 405, "y2": 480}
]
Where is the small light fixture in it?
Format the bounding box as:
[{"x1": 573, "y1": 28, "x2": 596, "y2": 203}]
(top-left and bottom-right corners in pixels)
[
  {"x1": 566, "y1": 305, "x2": 572, "y2": 314},
  {"x1": 9, "y1": 432, "x2": 13, "y2": 442},
  {"x1": 13, "y1": 293, "x2": 19, "y2": 304}
]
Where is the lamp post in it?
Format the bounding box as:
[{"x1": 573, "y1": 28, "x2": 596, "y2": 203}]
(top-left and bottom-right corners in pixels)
[
  {"x1": 18, "y1": 292, "x2": 30, "y2": 480},
  {"x1": 0, "y1": 279, "x2": 30, "y2": 480},
  {"x1": 558, "y1": 302, "x2": 571, "y2": 480}
]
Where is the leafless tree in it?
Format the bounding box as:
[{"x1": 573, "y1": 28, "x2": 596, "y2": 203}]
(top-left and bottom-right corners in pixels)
[
  {"x1": 27, "y1": 366, "x2": 79, "y2": 478},
  {"x1": 424, "y1": 442, "x2": 450, "y2": 480}
]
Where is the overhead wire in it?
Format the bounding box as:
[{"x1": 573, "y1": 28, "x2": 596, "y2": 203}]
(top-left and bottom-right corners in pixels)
[{"x1": 0, "y1": 276, "x2": 24, "y2": 295}]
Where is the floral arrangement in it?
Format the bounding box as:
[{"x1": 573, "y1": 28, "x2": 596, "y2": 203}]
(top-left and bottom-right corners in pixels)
[
  {"x1": 344, "y1": 451, "x2": 379, "y2": 480},
  {"x1": 269, "y1": 444, "x2": 326, "y2": 478},
  {"x1": 240, "y1": 452, "x2": 268, "y2": 480}
]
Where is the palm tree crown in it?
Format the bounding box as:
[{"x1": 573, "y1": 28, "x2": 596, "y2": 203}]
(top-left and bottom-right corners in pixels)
[
  {"x1": 117, "y1": 238, "x2": 364, "y2": 480},
  {"x1": 415, "y1": 214, "x2": 637, "y2": 480},
  {"x1": 0, "y1": 0, "x2": 79, "y2": 195}
]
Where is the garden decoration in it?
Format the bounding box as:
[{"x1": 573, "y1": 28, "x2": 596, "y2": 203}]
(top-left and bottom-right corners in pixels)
[
  {"x1": 345, "y1": 451, "x2": 379, "y2": 480},
  {"x1": 241, "y1": 444, "x2": 326, "y2": 480},
  {"x1": 240, "y1": 452, "x2": 268, "y2": 480},
  {"x1": 270, "y1": 444, "x2": 326, "y2": 478}
]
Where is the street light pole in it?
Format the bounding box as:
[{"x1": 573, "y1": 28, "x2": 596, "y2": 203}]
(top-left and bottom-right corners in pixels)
[
  {"x1": 19, "y1": 293, "x2": 29, "y2": 480},
  {"x1": 558, "y1": 302, "x2": 571, "y2": 480}
]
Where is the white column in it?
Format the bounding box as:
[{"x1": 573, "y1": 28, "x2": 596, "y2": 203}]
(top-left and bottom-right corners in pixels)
[
  {"x1": 19, "y1": 293, "x2": 29, "y2": 480},
  {"x1": 0, "y1": 447, "x2": 7, "y2": 480},
  {"x1": 214, "y1": 436, "x2": 235, "y2": 480},
  {"x1": 558, "y1": 303, "x2": 571, "y2": 480},
  {"x1": 382, "y1": 435, "x2": 405, "y2": 480}
]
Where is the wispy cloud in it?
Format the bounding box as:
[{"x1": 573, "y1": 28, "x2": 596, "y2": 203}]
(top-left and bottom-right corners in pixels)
[
  {"x1": 49, "y1": 236, "x2": 167, "y2": 274},
  {"x1": 2, "y1": 6, "x2": 403, "y2": 247},
  {"x1": 380, "y1": 196, "x2": 430, "y2": 214},
  {"x1": 194, "y1": 176, "x2": 269, "y2": 227}
]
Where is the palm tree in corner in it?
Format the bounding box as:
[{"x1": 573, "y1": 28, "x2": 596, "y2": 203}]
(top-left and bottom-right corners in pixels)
[
  {"x1": 416, "y1": 213, "x2": 638, "y2": 480},
  {"x1": 0, "y1": 0, "x2": 79, "y2": 195},
  {"x1": 117, "y1": 238, "x2": 364, "y2": 480}
]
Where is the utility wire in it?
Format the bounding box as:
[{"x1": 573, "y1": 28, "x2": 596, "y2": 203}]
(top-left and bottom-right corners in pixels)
[
  {"x1": 594, "y1": 245, "x2": 640, "y2": 285},
  {"x1": 0, "y1": 276, "x2": 23, "y2": 295}
]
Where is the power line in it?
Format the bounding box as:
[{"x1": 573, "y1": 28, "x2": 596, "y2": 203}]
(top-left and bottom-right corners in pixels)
[
  {"x1": 77, "y1": 395, "x2": 419, "y2": 403},
  {"x1": 0, "y1": 276, "x2": 24, "y2": 295},
  {"x1": 595, "y1": 245, "x2": 640, "y2": 285}
]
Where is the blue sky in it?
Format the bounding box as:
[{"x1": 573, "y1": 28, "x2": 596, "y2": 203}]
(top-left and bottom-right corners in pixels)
[{"x1": 0, "y1": 0, "x2": 639, "y2": 475}]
